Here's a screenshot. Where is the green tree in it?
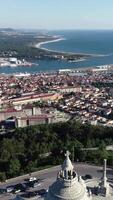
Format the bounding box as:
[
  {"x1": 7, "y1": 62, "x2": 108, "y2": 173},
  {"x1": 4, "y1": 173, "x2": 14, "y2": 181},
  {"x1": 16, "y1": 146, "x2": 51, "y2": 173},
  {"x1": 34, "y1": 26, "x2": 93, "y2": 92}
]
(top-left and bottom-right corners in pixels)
[
  {"x1": 0, "y1": 139, "x2": 15, "y2": 160},
  {"x1": 0, "y1": 172, "x2": 6, "y2": 182},
  {"x1": 9, "y1": 158, "x2": 21, "y2": 177}
]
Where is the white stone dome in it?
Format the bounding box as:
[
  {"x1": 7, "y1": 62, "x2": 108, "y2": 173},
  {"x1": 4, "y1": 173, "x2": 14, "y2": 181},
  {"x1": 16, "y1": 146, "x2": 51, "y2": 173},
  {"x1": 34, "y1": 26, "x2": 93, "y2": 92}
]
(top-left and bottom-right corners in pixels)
[{"x1": 46, "y1": 151, "x2": 91, "y2": 200}]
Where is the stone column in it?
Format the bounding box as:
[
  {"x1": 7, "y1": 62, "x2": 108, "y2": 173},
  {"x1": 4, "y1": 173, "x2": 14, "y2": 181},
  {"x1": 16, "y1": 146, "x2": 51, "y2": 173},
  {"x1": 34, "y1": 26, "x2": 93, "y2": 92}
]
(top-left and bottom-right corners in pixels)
[
  {"x1": 98, "y1": 159, "x2": 110, "y2": 196},
  {"x1": 103, "y1": 159, "x2": 107, "y2": 187}
]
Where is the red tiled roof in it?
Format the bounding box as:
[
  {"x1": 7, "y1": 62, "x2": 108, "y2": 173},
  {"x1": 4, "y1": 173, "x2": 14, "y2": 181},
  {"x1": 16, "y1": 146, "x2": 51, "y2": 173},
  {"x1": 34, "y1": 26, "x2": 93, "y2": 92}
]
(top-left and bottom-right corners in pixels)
[
  {"x1": 1, "y1": 93, "x2": 57, "y2": 103},
  {"x1": 19, "y1": 114, "x2": 52, "y2": 121},
  {"x1": 0, "y1": 109, "x2": 21, "y2": 114},
  {"x1": 9, "y1": 93, "x2": 55, "y2": 102}
]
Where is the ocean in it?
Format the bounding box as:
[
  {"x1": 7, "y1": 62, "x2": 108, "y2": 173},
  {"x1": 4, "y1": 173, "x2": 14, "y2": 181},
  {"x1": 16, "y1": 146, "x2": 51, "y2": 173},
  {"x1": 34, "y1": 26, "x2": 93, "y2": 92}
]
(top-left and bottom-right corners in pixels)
[{"x1": 1, "y1": 30, "x2": 113, "y2": 74}]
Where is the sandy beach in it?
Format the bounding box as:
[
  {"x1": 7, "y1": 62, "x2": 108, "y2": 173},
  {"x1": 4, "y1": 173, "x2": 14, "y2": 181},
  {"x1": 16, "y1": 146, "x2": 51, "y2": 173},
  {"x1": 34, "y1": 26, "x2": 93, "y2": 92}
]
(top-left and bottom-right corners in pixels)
[{"x1": 35, "y1": 37, "x2": 65, "y2": 51}]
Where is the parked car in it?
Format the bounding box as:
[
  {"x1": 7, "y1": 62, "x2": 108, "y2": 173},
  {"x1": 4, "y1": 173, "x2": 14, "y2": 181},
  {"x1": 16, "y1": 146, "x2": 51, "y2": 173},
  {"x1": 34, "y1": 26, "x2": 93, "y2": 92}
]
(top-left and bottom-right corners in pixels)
[
  {"x1": 13, "y1": 188, "x2": 21, "y2": 194},
  {"x1": 82, "y1": 174, "x2": 92, "y2": 180},
  {"x1": 38, "y1": 189, "x2": 48, "y2": 196},
  {"x1": 0, "y1": 188, "x2": 6, "y2": 194},
  {"x1": 13, "y1": 183, "x2": 26, "y2": 193},
  {"x1": 6, "y1": 186, "x2": 14, "y2": 193},
  {"x1": 29, "y1": 180, "x2": 41, "y2": 188},
  {"x1": 21, "y1": 191, "x2": 39, "y2": 198},
  {"x1": 29, "y1": 177, "x2": 37, "y2": 182},
  {"x1": 33, "y1": 180, "x2": 41, "y2": 188}
]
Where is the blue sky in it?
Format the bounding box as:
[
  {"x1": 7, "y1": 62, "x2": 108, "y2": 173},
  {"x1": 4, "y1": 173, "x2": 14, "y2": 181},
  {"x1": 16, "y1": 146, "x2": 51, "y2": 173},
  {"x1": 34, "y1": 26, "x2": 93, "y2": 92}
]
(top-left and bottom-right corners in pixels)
[{"x1": 0, "y1": 0, "x2": 113, "y2": 30}]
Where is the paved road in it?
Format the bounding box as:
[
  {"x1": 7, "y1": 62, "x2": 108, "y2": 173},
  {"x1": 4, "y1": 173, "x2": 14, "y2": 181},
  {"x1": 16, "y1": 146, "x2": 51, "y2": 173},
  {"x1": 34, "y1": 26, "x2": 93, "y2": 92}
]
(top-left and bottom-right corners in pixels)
[
  {"x1": 0, "y1": 163, "x2": 113, "y2": 200},
  {"x1": 82, "y1": 145, "x2": 113, "y2": 151}
]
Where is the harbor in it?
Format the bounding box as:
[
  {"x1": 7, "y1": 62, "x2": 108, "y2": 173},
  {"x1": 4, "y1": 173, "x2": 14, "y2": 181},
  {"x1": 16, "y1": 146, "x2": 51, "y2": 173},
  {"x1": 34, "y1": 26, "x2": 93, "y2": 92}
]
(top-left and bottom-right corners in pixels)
[{"x1": 0, "y1": 57, "x2": 33, "y2": 67}]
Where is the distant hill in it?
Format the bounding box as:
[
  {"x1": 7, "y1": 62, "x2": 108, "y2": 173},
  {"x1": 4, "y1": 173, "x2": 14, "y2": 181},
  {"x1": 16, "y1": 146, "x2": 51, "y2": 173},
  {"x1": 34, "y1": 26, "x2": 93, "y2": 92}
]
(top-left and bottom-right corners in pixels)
[{"x1": 0, "y1": 28, "x2": 15, "y2": 32}]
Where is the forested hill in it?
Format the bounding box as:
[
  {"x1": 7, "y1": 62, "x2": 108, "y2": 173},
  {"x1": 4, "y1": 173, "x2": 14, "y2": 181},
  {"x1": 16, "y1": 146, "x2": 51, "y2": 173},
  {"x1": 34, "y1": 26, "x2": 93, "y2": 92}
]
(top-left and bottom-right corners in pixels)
[
  {"x1": 0, "y1": 120, "x2": 113, "y2": 181},
  {"x1": 0, "y1": 29, "x2": 55, "y2": 59}
]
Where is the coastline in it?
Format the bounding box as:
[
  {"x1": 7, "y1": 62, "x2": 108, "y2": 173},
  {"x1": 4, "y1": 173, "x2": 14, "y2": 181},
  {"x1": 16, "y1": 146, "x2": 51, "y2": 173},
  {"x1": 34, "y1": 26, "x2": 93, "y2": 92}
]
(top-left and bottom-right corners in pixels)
[
  {"x1": 35, "y1": 37, "x2": 65, "y2": 49},
  {"x1": 2, "y1": 64, "x2": 113, "y2": 76},
  {"x1": 34, "y1": 37, "x2": 109, "y2": 58}
]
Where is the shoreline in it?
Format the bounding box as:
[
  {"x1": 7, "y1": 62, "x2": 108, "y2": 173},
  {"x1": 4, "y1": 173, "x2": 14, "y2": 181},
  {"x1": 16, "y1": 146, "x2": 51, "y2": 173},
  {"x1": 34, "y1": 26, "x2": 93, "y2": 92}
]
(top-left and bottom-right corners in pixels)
[
  {"x1": 34, "y1": 36, "x2": 109, "y2": 58},
  {"x1": 35, "y1": 37, "x2": 65, "y2": 49},
  {"x1": 1, "y1": 63, "x2": 113, "y2": 76}
]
